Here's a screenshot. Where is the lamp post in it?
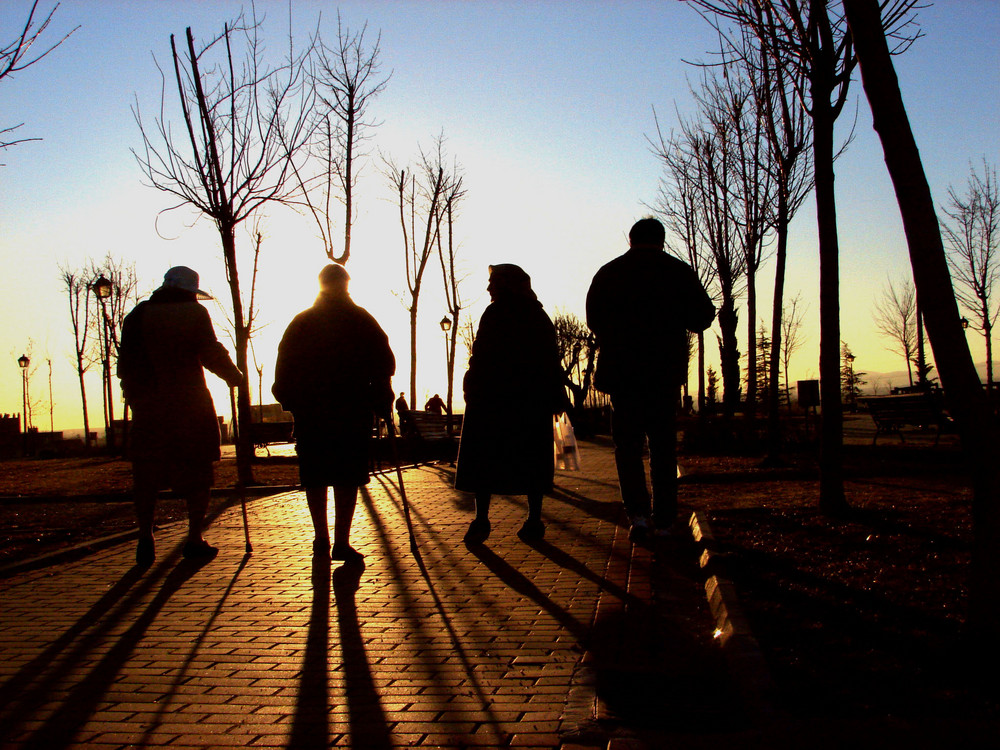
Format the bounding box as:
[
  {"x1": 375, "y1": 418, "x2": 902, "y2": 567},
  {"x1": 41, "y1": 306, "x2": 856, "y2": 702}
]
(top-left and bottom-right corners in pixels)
[
  {"x1": 92, "y1": 274, "x2": 114, "y2": 449},
  {"x1": 440, "y1": 315, "x2": 453, "y2": 435},
  {"x1": 18, "y1": 354, "x2": 29, "y2": 455}
]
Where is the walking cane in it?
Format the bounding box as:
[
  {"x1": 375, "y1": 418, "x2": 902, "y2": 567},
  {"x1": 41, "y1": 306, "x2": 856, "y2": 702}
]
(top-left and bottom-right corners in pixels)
[
  {"x1": 383, "y1": 416, "x2": 417, "y2": 554},
  {"x1": 229, "y1": 387, "x2": 253, "y2": 554}
]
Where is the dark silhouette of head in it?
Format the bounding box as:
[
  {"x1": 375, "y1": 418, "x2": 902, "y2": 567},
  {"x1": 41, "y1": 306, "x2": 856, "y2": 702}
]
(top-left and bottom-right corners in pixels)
[
  {"x1": 318, "y1": 263, "x2": 350, "y2": 295},
  {"x1": 628, "y1": 218, "x2": 665, "y2": 250},
  {"x1": 487, "y1": 263, "x2": 536, "y2": 302}
]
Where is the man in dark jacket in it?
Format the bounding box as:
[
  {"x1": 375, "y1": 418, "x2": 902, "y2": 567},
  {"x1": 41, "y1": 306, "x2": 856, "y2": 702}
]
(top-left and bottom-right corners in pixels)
[
  {"x1": 272, "y1": 264, "x2": 395, "y2": 563},
  {"x1": 119, "y1": 266, "x2": 243, "y2": 566},
  {"x1": 586, "y1": 218, "x2": 715, "y2": 542}
]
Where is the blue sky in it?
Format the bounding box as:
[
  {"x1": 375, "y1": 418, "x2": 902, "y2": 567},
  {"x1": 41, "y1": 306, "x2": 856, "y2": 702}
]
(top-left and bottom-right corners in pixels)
[{"x1": 2, "y1": 0, "x2": 999, "y2": 431}]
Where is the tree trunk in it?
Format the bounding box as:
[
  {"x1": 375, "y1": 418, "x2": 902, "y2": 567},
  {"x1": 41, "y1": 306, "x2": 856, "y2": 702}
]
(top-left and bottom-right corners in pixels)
[
  {"x1": 222, "y1": 223, "x2": 255, "y2": 486},
  {"x1": 844, "y1": 0, "x2": 1000, "y2": 647},
  {"x1": 409, "y1": 301, "x2": 419, "y2": 408},
  {"x1": 766, "y1": 190, "x2": 791, "y2": 460},
  {"x1": 746, "y1": 265, "x2": 758, "y2": 418},
  {"x1": 77, "y1": 365, "x2": 91, "y2": 450},
  {"x1": 813, "y1": 89, "x2": 849, "y2": 515},
  {"x1": 718, "y1": 295, "x2": 741, "y2": 418},
  {"x1": 697, "y1": 331, "x2": 706, "y2": 413}
]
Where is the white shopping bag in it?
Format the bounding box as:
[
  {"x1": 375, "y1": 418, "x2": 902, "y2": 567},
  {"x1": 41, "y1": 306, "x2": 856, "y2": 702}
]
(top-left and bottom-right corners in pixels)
[{"x1": 553, "y1": 414, "x2": 581, "y2": 471}]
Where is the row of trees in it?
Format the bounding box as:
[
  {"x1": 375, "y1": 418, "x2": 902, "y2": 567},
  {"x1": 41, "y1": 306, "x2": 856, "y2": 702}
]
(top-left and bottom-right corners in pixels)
[{"x1": 679, "y1": 0, "x2": 1000, "y2": 650}]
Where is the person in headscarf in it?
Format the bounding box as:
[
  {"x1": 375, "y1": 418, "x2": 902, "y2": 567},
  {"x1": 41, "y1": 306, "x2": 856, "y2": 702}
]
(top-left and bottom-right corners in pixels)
[
  {"x1": 272, "y1": 263, "x2": 396, "y2": 564},
  {"x1": 118, "y1": 265, "x2": 243, "y2": 566},
  {"x1": 455, "y1": 264, "x2": 568, "y2": 543}
]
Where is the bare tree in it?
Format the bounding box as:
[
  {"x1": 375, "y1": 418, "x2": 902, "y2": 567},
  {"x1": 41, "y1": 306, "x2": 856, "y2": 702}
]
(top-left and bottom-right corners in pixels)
[
  {"x1": 942, "y1": 159, "x2": 1000, "y2": 387},
  {"x1": 59, "y1": 265, "x2": 94, "y2": 447},
  {"x1": 695, "y1": 71, "x2": 776, "y2": 417},
  {"x1": 386, "y1": 137, "x2": 447, "y2": 406},
  {"x1": 780, "y1": 293, "x2": 807, "y2": 412},
  {"x1": 872, "y1": 277, "x2": 917, "y2": 386},
  {"x1": 88, "y1": 255, "x2": 139, "y2": 451},
  {"x1": 684, "y1": 99, "x2": 747, "y2": 417},
  {"x1": 300, "y1": 12, "x2": 389, "y2": 263},
  {"x1": 1, "y1": 1, "x2": 77, "y2": 153},
  {"x1": 553, "y1": 312, "x2": 598, "y2": 419},
  {"x1": 650, "y1": 111, "x2": 718, "y2": 412},
  {"x1": 841, "y1": 0, "x2": 1000, "y2": 645},
  {"x1": 132, "y1": 11, "x2": 315, "y2": 483},
  {"x1": 435, "y1": 162, "x2": 467, "y2": 427}
]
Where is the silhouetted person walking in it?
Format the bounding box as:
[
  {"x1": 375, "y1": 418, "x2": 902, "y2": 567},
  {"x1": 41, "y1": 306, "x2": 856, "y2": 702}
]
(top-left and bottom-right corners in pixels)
[
  {"x1": 118, "y1": 266, "x2": 243, "y2": 566},
  {"x1": 272, "y1": 264, "x2": 396, "y2": 563},
  {"x1": 424, "y1": 393, "x2": 446, "y2": 415},
  {"x1": 587, "y1": 218, "x2": 715, "y2": 542},
  {"x1": 455, "y1": 264, "x2": 568, "y2": 543}
]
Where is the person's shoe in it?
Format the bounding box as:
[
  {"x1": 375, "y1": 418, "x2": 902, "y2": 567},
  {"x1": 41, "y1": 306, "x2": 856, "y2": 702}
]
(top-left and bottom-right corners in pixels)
[
  {"x1": 464, "y1": 517, "x2": 491, "y2": 545},
  {"x1": 182, "y1": 539, "x2": 219, "y2": 561},
  {"x1": 313, "y1": 538, "x2": 331, "y2": 557},
  {"x1": 136, "y1": 535, "x2": 155, "y2": 567},
  {"x1": 628, "y1": 516, "x2": 650, "y2": 544},
  {"x1": 331, "y1": 543, "x2": 364, "y2": 564},
  {"x1": 517, "y1": 518, "x2": 545, "y2": 542},
  {"x1": 653, "y1": 527, "x2": 673, "y2": 539}
]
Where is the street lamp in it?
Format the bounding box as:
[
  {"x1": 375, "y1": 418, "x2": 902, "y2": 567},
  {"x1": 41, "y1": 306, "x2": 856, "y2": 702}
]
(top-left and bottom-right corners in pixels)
[
  {"x1": 91, "y1": 274, "x2": 114, "y2": 449},
  {"x1": 439, "y1": 316, "x2": 453, "y2": 434},
  {"x1": 961, "y1": 317, "x2": 970, "y2": 330},
  {"x1": 18, "y1": 354, "x2": 29, "y2": 454}
]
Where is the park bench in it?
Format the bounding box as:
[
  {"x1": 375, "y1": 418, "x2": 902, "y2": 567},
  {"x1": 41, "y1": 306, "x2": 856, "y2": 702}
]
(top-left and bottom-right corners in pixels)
[
  {"x1": 245, "y1": 420, "x2": 295, "y2": 449},
  {"x1": 861, "y1": 391, "x2": 954, "y2": 445},
  {"x1": 398, "y1": 410, "x2": 461, "y2": 463}
]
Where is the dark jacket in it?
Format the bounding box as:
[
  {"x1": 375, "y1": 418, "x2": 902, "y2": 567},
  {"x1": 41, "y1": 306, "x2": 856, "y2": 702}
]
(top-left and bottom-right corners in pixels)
[
  {"x1": 272, "y1": 292, "x2": 395, "y2": 421},
  {"x1": 455, "y1": 296, "x2": 566, "y2": 495},
  {"x1": 586, "y1": 247, "x2": 715, "y2": 393},
  {"x1": 118, "y1": 288, "x2": 242, "y2": 464}
]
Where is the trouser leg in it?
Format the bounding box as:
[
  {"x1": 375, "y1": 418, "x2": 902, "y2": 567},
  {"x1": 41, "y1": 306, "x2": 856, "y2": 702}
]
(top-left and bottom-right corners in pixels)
[
  {"x1": 647, "y1": 398, "x2": 679, "y2": 528},
  {"x1": 611, "y1": 394, "x2": 651, "y2": 520},
  {"x1": 332, "y1": 485, "x2": 359, "y2": 547}
]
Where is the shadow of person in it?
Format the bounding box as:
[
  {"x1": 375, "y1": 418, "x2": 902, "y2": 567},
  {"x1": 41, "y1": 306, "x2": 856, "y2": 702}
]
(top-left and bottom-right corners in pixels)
[
  {"x1": 331, "y1": 559, "x2": 393, "y2": 750},
  {"x1": 523, "y1": 536, "x2": 643, "y2": 610},
  {"x1": 466, "y1": 543, "x2": 589, "y2": 642},
  {"x1": 15, "y1": 558, "x2": 208, "y2": 750},
  {"x1": 287, "y1": 556, "x2": 334, "y2": 750}
]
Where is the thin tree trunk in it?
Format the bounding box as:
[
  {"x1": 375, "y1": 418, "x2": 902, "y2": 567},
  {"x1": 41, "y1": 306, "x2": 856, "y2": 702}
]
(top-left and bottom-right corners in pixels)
[
  {"x1": 77, "y1": 368, "x2": 91, "y2": 449},
  {"x1": 766, "y1": 192, "x2": 790, "y2": 459},
  {"x1": 813, "y1": 97, "x2": 848, "y2": 514},
  {"x1": 223, "y1": 224, "x2": 254, "y2": 486},
  {"x1": 845, "y1": 0, "x2": 1000, "y2": 646}
]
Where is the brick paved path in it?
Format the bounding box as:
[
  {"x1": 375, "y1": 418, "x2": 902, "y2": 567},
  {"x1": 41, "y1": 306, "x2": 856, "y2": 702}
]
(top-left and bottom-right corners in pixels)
[{"x1": 0, "y1": 441, "x2": 745, "y2": 749}]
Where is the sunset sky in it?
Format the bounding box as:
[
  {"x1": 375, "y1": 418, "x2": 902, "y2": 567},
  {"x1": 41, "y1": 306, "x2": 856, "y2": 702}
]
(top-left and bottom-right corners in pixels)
[{"x1": 2, "y1": 0, "x2": 999, "y2": 433}]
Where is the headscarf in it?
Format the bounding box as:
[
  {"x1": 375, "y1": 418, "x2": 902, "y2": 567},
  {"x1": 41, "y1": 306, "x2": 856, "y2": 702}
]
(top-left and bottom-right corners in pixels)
[{"x1": 488, "y1": 263, "x2": 537, "y2": 302}]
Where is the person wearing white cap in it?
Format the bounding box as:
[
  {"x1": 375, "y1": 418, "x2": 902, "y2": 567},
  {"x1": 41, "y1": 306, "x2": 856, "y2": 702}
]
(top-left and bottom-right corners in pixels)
[{"x1": 118, "y1": 265, "x2": 243, "y2": 566}]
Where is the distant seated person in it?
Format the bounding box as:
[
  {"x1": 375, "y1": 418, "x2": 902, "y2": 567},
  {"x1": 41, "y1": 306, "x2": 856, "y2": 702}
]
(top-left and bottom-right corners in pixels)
[{"x1": 425, "y1": 393, "x2": 447, "y2": 416}]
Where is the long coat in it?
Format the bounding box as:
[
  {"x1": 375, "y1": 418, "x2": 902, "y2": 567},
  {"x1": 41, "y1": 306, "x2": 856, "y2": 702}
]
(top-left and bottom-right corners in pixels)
[
  {"x1": 455, "y1": 297, "x2": 566, "y2": 495},
  {"x1": 118, "y1": 291, "x2": 242, "y2": 465}
]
